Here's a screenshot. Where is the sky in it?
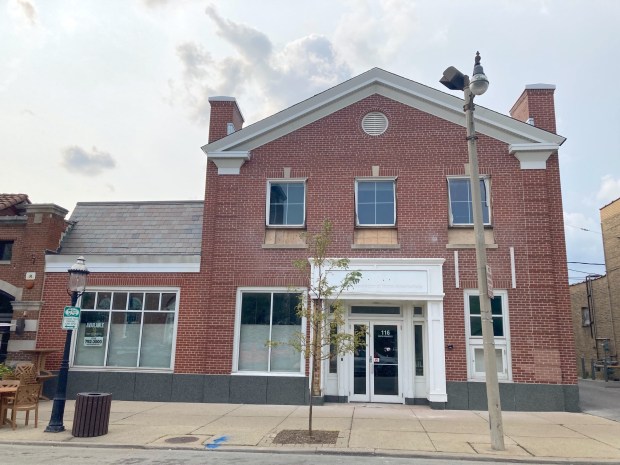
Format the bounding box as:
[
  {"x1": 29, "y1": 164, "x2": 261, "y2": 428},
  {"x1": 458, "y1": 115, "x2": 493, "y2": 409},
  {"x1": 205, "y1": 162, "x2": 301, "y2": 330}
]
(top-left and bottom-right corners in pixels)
[{"x1": 1, "y1": 0, "x2": 619, "y2": 284}]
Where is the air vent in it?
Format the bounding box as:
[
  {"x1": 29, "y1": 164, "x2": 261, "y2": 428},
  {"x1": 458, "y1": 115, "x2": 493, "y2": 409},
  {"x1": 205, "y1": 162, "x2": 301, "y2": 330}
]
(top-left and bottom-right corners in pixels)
[{"x1": 362, "y1": 112, "x2": 388, "y2": 136}]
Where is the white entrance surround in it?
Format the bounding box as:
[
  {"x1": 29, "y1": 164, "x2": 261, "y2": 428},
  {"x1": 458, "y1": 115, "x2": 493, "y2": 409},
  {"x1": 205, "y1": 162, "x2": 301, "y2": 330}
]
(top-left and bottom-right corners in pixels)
[{"x1": 311, "y1": 258, "x2": 446, "y2": 404}]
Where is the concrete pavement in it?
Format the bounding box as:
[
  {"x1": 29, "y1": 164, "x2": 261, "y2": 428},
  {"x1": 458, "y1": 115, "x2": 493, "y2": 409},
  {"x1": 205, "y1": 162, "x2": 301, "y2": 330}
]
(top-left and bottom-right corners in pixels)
[{"x1": 2, "y1": 398, "x2": 620, "y2": 463}]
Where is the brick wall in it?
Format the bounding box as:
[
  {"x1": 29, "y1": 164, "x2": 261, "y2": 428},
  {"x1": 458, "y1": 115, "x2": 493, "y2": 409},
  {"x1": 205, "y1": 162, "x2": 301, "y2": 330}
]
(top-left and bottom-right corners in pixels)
[{"x1": 200, "y1": 93, "x2": 577, "y2": 385}]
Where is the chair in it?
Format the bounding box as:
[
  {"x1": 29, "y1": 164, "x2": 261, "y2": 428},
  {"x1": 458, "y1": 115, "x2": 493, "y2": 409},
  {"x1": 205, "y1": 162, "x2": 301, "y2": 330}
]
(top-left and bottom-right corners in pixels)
[
  {"x1": 6, "y1": 383, "x2": 40, "y2": 430},
  {"x1": 0, "y1": 380, "x2": 21, "y2": 427},
  {"x1": 13, "y1": 363, "x2": 37, "y2": 385}
]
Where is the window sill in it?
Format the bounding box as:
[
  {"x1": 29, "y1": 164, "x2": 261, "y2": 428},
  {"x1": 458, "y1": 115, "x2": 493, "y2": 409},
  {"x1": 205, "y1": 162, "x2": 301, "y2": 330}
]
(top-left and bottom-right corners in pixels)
[
  {"x1": 0, "y1": 260, "x2": 10, "y2": 265},
  {"x1": 262, "y1": 244, "x2": 308, "y2": 249},
  {"x1": 351, "y1": 244, "x2": 400, "y2": 249},
  {"x1": 446, "y1": 243, "x2": 498, "y2": 249},
  {"x1": 232, "y1": 371, "x2": 305, "y2": 377},
  {"x1": 70, "y1": 367, "x2": 173, "y2": 373}
]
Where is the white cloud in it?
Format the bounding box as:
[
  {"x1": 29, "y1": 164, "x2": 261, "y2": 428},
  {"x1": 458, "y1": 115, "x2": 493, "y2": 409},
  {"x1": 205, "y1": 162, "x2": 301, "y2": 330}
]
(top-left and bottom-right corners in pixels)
[
  {"x1": 595, "y1": 175, "x2": 620, "y2": 206},
  {"x1": 61, "y1": 146, "x2": 116, "y2": 176},
  {"x1": 15, "y1": 0, "x2": 38, "y2": 26},
  {"x1": 333, "y1": 0, "x2": 418, "y2": 69},
  {"x1": 171, "y1": 5, "x2": 351, "y2": 124}
]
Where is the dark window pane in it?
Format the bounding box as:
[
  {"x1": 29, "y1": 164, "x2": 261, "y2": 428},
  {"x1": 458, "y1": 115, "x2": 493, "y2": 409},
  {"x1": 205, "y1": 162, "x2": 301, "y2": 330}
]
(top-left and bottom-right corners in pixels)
[
  {"x1": 351, "y1": 306, "x2": 400, "y2": 314},
  {"x1": 241, "y1": 293, "x2": 271, "y2": 325},
  {"x1": 414, "y1": 324, "x2": 424, "y2": 376},
  {"x1": 96, "y1": 292, "x2": 112, "y2": 310},
  {"x1": 129, "y1": 293, "x2": 143, "y2": 310},
  {"x1": 270, "y1": 184, "x2": 287, "y2": 202},
  {"x1": 145, "y1": 293, "x2": 160, "y2": 310},
  {"x1": 492, "y1": 316, "x2": 504, "y2": 337},
  {"x1": 470, "y1": 316, "x2": 482, "y2": 336},
  {"x1": 0, "y1": 241, "x2": 13, "y2": 261},
  {"x1": 491, "y1": 296, "x2": 502, "y2": 315},
  {"x1": 272, "y1": 293, "x2": 300, "y2": 325},
  {"x1": 269, "y1": 205, "x2": 284, "y2": 224},
  {"x1": 161, "y1": 293, "x2": 176, "y2": 310},
  {"x1": 112, "y1": 292, "x2": 128, "y2": 310},
  {"x1": 81, "y1": 292, "x2": 96, "y2": 309},
  {"x1": 469, "y1": 295, "x2": 481, "y2": 315}
]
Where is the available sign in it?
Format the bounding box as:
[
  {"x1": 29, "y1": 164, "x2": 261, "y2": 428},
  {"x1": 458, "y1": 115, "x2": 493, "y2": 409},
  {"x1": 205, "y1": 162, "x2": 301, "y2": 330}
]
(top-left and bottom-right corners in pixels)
[{"x1": 62, "y1": 306, "x2": 81, "y2": 330}]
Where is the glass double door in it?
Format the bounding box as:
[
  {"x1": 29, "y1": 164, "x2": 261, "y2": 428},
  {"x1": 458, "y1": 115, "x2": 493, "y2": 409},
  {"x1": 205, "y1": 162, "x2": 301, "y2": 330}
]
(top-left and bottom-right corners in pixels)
[{"x1": 350, "y1": 322, "x2": 401, "y2": 403}]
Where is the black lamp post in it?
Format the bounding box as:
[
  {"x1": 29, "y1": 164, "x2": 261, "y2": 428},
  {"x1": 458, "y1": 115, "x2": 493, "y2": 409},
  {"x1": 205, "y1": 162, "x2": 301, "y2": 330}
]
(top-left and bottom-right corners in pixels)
[
  {"x1": 45, "y1": 256, "x2": 89, "y2": 433},
  {"x1": 440, "y1": 53, "x2": 505, "y2": 451}
]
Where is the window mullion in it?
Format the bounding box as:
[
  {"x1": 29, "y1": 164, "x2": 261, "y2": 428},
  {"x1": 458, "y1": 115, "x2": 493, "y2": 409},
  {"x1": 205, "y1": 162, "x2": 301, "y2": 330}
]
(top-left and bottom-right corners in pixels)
[{"x1": 267, "y1": 292, "x2": 274, "y2": 373}]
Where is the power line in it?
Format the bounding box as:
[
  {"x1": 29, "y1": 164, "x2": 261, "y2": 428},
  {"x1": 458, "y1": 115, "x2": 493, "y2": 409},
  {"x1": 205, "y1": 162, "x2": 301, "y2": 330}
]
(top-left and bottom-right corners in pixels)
[
  {"x1": 565, "y1": 224, "x2": 601, "y2": 234},
  {"x1": 567, "y1": 261, "x2": 605, "y2": 266}
]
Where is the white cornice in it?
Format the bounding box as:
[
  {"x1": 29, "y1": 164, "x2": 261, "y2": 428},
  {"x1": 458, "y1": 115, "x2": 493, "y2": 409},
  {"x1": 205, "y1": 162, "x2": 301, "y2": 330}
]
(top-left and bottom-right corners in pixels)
[
  {"x1": 202, "y1": 68, "x2": 566, "y2": 155},
  {"x1": 45, "y1": 254, "x2": 200, "y2": 273},
  {"x1": 207, "y1": 150, "x2": 251, "y2": 175},
  {"x1": 509, "y1": 143, "x2": 559, "y2": 169}
]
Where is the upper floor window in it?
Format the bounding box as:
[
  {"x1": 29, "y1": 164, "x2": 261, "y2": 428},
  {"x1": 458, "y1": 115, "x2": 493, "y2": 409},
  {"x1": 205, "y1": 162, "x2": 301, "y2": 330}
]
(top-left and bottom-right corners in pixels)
[
  {"x1": 355, "y1": 179, "x2": 395, "y2": 226},
  {"x1": 448, "y1": 177, "x2": 491, "y2": 226},
  {"x1": 0, "y1": 241, "x2": 13, "y2": 262},
  {"x1": 267, "y1": 181, "x2": 306, "y2": 227}
]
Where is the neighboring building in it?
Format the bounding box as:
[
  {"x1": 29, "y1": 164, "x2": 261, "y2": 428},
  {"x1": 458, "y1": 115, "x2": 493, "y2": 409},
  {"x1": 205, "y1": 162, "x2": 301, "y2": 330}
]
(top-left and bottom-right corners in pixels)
[
  {"x1": 38, "y1": 68, "x2": 577, "y2": 410},
  {"x1": 570, "y1": 197, "x2": 620, "y2": 377},
  {"x1": 0, "y1": 194, "x2": 69, "y2": 364}
]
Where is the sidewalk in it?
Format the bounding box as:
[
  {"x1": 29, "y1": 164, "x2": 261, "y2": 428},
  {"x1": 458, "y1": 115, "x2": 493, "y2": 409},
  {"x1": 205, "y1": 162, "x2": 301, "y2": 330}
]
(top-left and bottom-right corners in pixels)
[{"x1": 2, "y1": 400, "x2": 620, "y2": 463}]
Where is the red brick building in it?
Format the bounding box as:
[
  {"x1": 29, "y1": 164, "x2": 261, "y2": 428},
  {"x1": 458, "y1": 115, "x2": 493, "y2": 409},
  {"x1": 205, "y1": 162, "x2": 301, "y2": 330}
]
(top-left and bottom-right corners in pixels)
[
  {"x1": 0, "y1": 194, "x2": 69, "y2": 364},
  {"x1": 38, "y1": 69, "x2": 577, "y2": 410}
]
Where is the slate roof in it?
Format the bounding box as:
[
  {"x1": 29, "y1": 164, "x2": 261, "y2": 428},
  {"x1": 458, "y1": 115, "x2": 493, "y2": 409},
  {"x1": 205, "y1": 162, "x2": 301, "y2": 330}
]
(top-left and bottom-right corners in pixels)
[{"x1": 59, "y1": 201, "x2": 203, "y2": 255}]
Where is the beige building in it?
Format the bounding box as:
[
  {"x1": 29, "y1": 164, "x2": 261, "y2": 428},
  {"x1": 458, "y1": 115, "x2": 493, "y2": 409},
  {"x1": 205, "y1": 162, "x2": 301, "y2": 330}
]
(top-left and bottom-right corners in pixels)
[{"x1": 570, "y1": 197, "x2": 620, "y2": 378}]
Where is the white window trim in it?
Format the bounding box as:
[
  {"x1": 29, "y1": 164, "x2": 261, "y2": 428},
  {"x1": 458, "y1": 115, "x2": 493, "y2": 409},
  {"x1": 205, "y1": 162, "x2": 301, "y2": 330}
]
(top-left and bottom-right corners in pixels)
[
  {"x1": 447, "y1": 176, "x2": 492, "y2": 227},
  {"x1": 354, "y1": 177, "x2": 397, "y2": 227},
  {"x1": 265, "y1": 178, "x2": 307, "y2": 228},
  {"x1": 464, "y1": 289, "x2": 512, "y2": 381},
  {"x1": 69, "y1": 286, "x2": 180, "y2": 372},
  {"x1": 232, "y1": 287, "x2": 307, "y2": 376}
]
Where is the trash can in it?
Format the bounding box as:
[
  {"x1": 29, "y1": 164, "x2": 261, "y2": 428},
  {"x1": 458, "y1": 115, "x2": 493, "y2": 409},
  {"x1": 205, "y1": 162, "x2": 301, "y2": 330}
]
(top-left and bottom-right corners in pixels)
[{"x1": 72, "y1": 392, "x2": 112, "y2": 437}]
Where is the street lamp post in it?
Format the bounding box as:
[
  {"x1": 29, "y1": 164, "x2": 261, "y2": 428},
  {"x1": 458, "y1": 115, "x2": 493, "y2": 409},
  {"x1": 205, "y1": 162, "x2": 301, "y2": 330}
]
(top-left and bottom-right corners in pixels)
[
  {"x1": 441, "y1": 52, "x2": 505, "y2": 450},
  {"x1": 45, "y1": 256, "x2": 89, "y2": 433}
]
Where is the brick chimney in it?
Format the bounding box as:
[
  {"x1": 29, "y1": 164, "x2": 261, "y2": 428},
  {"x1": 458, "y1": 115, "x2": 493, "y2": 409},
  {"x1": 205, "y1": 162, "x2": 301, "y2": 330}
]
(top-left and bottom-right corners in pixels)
[
  {"x1": 208, "y1": 97, "x2": 244, "y2": 143},
  {"x1": 509, "y1": 84, "x2": 557, "y2": 133}
]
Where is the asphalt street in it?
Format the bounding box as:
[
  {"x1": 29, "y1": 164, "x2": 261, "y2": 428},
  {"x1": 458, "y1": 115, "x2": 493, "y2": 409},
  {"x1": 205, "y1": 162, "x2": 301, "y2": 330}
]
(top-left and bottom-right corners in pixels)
[{"x1": 578, "y1": 379, "x2": 620, "y2": 422}]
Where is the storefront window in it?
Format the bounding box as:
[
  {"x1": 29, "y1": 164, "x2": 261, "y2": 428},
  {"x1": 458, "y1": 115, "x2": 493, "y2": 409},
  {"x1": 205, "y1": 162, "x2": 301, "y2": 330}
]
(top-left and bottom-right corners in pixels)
[
  {"x1": 237, "y1": 291, "x2": 303, "y2": 373},
  {"x1": 73, "y1": 289, "x2": 178, "y2": 370}
]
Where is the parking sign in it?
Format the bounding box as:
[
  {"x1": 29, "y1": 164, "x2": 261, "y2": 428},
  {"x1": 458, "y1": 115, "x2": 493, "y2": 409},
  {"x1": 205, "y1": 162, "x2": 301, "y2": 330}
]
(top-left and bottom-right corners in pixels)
[{"x1": 62, "y1": 306, "x2": 81, "y2": 330}]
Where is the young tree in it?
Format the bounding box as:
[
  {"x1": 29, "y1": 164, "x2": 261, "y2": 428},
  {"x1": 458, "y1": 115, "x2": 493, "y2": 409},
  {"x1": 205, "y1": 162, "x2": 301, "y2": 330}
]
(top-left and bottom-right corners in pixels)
[{"x1": 288, "y1": 219, "x2": 362, "y2": 435}]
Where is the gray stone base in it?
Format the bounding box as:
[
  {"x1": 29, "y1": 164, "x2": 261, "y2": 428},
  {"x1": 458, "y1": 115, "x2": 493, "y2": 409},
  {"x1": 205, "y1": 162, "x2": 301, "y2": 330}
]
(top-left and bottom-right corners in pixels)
[
  {"x1": 446, "y1": 381, "x2": 580, "y2": 412},
  {"x1": 54, "y1": 372, "x2": 310, "y2": 405},
  {"x1": 405, "y1": 397, "x2": 429, "y2": 406},
  {"x1": 46, "y1": 373, "x2": 578, "y2": 411}
]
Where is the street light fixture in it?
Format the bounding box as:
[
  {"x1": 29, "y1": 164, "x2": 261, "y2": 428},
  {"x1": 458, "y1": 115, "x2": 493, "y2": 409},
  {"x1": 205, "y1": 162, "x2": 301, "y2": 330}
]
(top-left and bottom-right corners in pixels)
[
  {"x1": 45, "y1": 256, "x2": 89, "y2": 433},
  {"x1": 440, "y1": 52, "x2": 505, "y2": 451}
]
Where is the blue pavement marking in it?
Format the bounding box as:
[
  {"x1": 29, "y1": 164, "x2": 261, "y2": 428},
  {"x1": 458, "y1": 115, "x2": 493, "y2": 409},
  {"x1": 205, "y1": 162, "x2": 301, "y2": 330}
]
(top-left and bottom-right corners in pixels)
[{"x1": 205, "y1": 436, "x2": 229, "y2": 449}]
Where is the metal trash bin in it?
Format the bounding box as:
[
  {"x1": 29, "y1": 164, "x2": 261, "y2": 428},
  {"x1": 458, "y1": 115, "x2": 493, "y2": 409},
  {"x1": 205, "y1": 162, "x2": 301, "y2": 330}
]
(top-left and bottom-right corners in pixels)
[{"x1": 72, "y1": 392, "x2": 112, "y2": 437}]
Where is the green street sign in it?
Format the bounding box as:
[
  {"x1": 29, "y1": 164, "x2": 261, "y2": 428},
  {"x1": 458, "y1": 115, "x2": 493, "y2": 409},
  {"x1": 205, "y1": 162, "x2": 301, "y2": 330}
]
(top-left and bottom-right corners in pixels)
[{"x1": 62, "y1": 306, "x2": 81, "y2": 330}]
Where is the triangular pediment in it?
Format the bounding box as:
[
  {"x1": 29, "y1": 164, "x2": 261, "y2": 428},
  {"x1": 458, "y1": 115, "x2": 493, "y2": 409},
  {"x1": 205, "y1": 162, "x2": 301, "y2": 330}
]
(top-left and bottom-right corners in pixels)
[{"x1": 202, "y1": 67, "x2": 564, "y2": 158}]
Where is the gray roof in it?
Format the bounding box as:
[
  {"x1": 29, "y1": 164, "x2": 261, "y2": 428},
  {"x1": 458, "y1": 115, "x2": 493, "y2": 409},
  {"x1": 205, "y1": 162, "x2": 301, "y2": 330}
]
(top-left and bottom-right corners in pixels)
[{"x1": 59, "y1": 201, "x2": 203, "y2": 255}]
